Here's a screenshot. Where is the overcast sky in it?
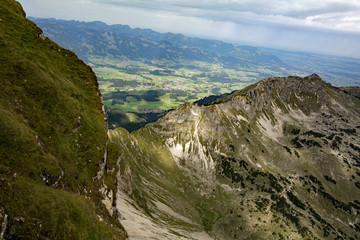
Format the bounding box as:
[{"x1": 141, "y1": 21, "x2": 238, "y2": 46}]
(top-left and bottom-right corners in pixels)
[{"x1": 17, "y1": 0, "x2": 360, "y2": 58}]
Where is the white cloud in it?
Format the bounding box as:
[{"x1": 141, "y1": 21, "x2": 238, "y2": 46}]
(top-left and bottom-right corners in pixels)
[
  {"x1": 17, "y1": 0, "x2": 360, "y2": 57},
  {"x1": 305, "y1": 12, "x2": 360, "y2": 31},
  {"x1": 88, "y1": 0, "x2": 360, "y2": 33}
]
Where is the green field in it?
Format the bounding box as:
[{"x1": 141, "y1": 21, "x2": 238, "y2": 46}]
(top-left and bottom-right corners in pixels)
[
  {"x1": 88, "y1": 56, "x2": 296, "y2": 131},
  {"x1": 31, "y1": 18, "x2": 360, "y2": 131}
]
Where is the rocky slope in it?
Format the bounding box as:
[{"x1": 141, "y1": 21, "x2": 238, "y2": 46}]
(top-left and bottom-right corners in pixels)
[
  {"x1": 0, "y1": 1, "x2": 126, "y2": 239},
  {"x1": 105, "y1": 74, "x2": 360, "y2": 239},
  {"x1": 341, "y1": 87, "x2": 360, "y2": 99}
]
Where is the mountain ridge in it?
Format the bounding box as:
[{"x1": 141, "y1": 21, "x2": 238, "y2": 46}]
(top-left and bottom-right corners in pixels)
[
  {"x1": 30, "y1": 17, "x2": 293, "y2": 71},
  {"x1": 30, "y1": 17, "x2": 360, "y2": 87},
  {"x1": 106, "y1": 73, "x2": 360, "y2": 239}
]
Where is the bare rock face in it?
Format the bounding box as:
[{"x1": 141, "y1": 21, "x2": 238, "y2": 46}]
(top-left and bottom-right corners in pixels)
[
  {"x1": 0, "y1": 209, "x2": 8, "y2": 240},
  {"x1": 108, "y1": 74, "x2": 360, "y2": 240},
  {"x1": 341, "y1": 86, "x2": 360, "y2": 99}
]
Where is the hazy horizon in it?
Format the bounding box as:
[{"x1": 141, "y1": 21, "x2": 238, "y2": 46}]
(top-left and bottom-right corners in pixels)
[{"x1": 18, "y1": 0, "x2": 360, "y2": 58}]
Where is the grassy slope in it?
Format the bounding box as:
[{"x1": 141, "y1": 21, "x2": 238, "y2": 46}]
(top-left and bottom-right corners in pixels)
[
  {"x1": 0, "y1": 1, "x2": 125, "y2": 238},
  {"x1": 107, "y1": 75, "x2": 360, "y2": 240},
  {"x1": 106, "y1": 127, "x2": 210, "y2": 238}
]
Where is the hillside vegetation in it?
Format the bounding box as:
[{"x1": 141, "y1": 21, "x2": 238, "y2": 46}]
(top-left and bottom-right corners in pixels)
[{"x1": 0, "y1": 1, "x2": 126, "y2": 239}]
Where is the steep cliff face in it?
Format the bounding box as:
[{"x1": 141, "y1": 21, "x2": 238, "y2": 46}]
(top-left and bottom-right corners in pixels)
[
  {"x1": 0, "y1": 1, "x2": 126, "y2": 239},
  {"x1": 107, "y1": 74, "x2": 360, "y2": 239},
  {"x1": 159, "y1": 74, "x2": 359, "y2": 176}
]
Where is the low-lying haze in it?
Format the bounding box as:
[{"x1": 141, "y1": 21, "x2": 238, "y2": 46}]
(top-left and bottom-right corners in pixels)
[{"x1": 18, "y1": 0, "x2": 360, "y2": 57}]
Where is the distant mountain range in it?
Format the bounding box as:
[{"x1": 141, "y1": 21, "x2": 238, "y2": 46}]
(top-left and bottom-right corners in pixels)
[
  {"x1": 261, "y1": 47, "x2": 360, "y2": 86},
  {"x1": 31, "y1": 17, "x2": 360, "y2": 87},
  {"x1": 30, "y1": 17, "x2": 292, "y2": 73}
]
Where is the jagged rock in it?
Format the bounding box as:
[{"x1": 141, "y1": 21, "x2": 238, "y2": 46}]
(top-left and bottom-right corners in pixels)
[{"x1": 108, "y1": 74, "x2": 360, "y2": 240}]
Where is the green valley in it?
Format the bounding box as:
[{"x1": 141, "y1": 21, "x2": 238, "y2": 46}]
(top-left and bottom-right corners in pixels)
[
  {"x1": 30, "y1": 18, "x2": 360, "y2": 132},
  {"x1": 91, "y1": 56, "x2": 269, "y2": 129},
  {"x1": 30, "y1": 18, "x2": 308, "y2": 131},
  {"x1": 91, "y1": 55, "x2": 296, "y2": 130}
]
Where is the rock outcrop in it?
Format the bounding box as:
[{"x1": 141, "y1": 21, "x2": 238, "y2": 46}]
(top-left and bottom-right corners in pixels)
[{"x1": 108, "y1": 74, "x2": 360, "y2": 239}]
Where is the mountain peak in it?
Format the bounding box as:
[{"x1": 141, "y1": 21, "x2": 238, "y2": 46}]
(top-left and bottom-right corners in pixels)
[
  {"x1": 139, "y1": 73, "x2": 360, "y2": 239},
  {"x1": 208, "y1": 74, "x2": 325, "y2": 104},
  {"x1": 260, "y1": 73, "x2": 324, "y2": 90}
]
